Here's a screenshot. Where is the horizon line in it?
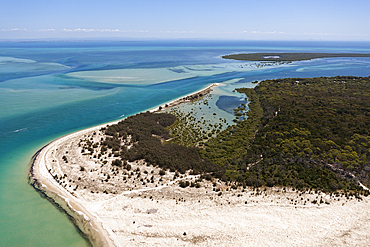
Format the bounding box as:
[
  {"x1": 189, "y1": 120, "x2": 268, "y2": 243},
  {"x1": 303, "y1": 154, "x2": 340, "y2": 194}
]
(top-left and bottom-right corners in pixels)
[{"x1": 1, "y1": 38, "x2": 370, "y2": 42}]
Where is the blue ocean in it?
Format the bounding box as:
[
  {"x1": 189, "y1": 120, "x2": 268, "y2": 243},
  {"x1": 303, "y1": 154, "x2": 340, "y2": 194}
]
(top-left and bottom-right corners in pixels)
[{"x1": 0, "y1": 40, "x2": 369, "y2": 246}]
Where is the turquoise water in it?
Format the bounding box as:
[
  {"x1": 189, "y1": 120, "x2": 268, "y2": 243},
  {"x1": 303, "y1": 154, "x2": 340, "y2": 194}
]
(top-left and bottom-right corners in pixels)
[{"x1": 1, "y1": 40, "x2": 370, "y2": 246}]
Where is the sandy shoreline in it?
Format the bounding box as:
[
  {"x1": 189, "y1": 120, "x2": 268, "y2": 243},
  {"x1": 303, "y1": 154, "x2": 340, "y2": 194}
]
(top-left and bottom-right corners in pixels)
[
  {"x1": 28, "y1": 84, "x2": 220, "y2": 246},
  {"x1": 29, "y1": 126, "x2": 116, "y2": 247},
  {"x1": 28, "y1": 82, "x2": 370, "y2": 247}
]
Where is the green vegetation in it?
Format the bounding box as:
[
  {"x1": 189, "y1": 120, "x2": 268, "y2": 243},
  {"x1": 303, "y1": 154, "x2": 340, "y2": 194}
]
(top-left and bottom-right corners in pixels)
[
  {"x1": 99, "y1": 112, "x2": 219, "y2": 175},
  {"x1": 222, "y1": 53, "x2": 370, "y2": 62},
  {"x1": 62, "y1": 155, "x2": 68, "y2": 163},
  {"x1": 91, "y1": 76, "x2": 370, "y2": 195},
  {"x1": 202, "y1": 76, "x2": 370, "y2": 193},
  {"x1": 166, "y1": 95, "x2": 228, "y2": 147},
  {"x1": 199, "y1": 88, "x2": 263, "y2": 167}
]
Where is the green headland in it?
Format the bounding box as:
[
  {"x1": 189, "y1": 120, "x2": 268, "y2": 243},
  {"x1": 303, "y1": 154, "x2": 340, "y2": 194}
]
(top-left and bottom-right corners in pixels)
[
  {"x1": 92, "y1": 76, "x2": 370, "y2": 199},
  {"x1": 222, "y1": 53, "x2": 370, "y2": 62}
]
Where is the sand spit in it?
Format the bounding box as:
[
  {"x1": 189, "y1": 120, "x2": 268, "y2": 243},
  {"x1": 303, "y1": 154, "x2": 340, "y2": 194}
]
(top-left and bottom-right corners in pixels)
[
  {"x1": 29, "y1": 84, "x2": 370, "y2": 246},
  {"x1": 150, "y1": 83, "x2": 221, "y2": 113}
]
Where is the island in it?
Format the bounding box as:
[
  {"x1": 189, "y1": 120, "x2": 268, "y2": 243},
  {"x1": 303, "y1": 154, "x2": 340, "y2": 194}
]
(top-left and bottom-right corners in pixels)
[
  {"x1": 222, "y1": 53, "x2": 370, "y2": 62},
  {"x1": 29, "y1": 76, "x2": 370, "y2": 246}
]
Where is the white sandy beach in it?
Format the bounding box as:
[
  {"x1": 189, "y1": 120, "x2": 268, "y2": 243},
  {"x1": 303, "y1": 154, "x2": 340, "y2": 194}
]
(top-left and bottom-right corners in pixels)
[{"x1": 29, "y1": 84, "x2": 370, "y2": 247}]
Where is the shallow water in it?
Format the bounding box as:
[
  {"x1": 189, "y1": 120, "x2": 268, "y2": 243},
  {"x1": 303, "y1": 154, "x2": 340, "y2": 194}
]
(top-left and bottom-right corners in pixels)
[{"x1": 0, "y1": 40, "x2": 369, "y2": 246}]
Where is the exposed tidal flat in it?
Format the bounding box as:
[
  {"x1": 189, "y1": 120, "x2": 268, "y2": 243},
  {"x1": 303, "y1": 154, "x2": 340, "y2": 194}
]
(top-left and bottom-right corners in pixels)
[{"x1": 1, "y1": 40, "x2": 370, "y2": 246}]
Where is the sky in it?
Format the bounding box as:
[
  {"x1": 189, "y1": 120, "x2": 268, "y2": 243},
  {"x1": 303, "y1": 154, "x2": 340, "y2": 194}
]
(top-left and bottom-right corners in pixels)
[{"x1": 1, "y1": 0, "x2": 369, "y2": 41}]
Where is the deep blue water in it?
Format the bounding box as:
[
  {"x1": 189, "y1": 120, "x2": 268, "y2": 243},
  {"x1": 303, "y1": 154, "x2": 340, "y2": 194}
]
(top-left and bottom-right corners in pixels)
[{"x1": 0, "y1": 40, "x2": 369, "y2": 246}]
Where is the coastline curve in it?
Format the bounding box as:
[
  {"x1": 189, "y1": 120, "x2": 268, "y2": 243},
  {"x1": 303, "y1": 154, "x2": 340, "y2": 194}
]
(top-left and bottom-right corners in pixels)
[
  {"x1": 27, "y1": 83, "x2": 219, "y2": 247},
  {"x1": 28, "y1": 131, "x2": 117, "y2": 247}
]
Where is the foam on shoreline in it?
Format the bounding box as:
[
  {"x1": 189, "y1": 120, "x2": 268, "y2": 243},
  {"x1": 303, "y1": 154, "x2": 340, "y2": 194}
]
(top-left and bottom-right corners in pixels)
[{"x1": 28, "y1": 83, "x2": 220, "y2": 247}]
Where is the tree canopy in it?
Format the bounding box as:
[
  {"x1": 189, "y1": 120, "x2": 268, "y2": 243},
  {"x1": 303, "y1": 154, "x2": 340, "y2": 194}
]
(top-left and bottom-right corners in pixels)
[
  {"x1": 202, "y1": 76, "x2": 370, "y2": 192},
  {"x1": 100, "y1": 112, "x2": 219, "y2": 175}
]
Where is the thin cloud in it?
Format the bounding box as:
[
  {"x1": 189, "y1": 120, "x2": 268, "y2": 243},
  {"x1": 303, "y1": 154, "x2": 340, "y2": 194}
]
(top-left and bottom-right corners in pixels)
[
  {"x1": 61, "y1": 28, "x2": 121, "y2": 32},
  {"x1": 60, "y1": 28, "x2": 150, "y2": 33},
  {"x1": 158, "y1": 30, "x2": 196, "y2": 34},
  {"x1": 301, "y1": 32, "x2": 370, "y2": 37},
  {"x1": 1, "y1": 28, "x2": 368, "y2": 39},
  {"x1": 249, "y1": 31, "x2": 285, "y2": 34},
  {"x1": 1, "y1": 28, "x2": 28, "y2": 32},
  {"x1": 0, "y1": 28, "x2": 148, "y2": 33}
]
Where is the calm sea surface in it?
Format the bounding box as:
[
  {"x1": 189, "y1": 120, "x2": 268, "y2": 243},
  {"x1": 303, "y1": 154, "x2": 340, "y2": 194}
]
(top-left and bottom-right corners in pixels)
[{"x1": 0, "y1": 40, "x2": 369, "y2": 246}]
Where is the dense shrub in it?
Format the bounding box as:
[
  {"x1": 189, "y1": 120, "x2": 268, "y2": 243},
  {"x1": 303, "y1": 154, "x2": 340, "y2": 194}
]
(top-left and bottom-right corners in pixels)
[{"x1": 101, "y1": 112, "x2": 219, "y2": 175}]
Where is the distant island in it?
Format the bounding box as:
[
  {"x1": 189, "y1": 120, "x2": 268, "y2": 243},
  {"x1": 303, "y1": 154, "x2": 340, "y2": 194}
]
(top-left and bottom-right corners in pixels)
[{"x1": 222, "y1": 53, "x2": 370, "y2": 62}]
